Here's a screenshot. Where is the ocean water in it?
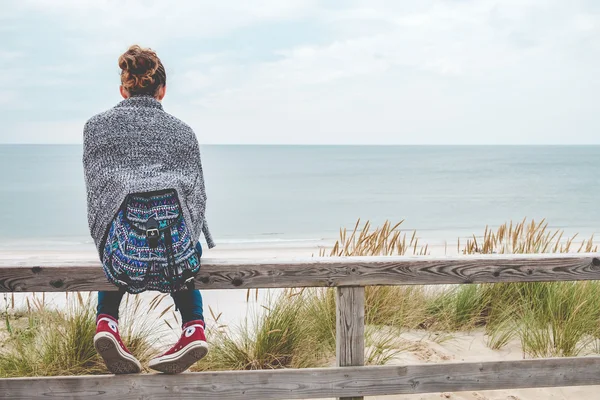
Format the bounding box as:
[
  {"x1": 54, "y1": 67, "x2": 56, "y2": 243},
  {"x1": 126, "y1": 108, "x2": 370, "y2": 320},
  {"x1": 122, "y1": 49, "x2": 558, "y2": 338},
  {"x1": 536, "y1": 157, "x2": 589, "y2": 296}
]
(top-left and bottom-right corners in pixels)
[{"x1": 1, "y1": 145, "x2": 599, "y2": 252}]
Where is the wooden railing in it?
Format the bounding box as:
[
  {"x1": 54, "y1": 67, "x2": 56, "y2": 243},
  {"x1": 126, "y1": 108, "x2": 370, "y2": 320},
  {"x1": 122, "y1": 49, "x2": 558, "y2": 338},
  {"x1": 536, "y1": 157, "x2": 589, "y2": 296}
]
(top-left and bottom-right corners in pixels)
[{"x1": 1, "y1": 253, "x2": 600, "y2": 400}]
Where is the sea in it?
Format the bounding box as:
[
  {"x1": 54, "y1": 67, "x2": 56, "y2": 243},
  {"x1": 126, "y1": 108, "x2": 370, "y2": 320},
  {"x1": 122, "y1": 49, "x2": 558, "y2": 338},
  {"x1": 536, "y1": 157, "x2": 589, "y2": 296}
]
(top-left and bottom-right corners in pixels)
[
  {"x1": 1, "y1": 145, "x2": 599, "y2": 251},
  {"x1": 2, "y1": 144, "x2": 600, "y2": 330}
]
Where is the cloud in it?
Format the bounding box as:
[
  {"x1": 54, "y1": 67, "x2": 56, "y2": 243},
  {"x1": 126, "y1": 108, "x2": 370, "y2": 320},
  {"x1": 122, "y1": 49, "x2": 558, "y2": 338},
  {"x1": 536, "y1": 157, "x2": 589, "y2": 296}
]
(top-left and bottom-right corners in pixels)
[
  {"x1": 0, "y1": 90, "x2": 20, "y2": 107},
  {"x1": 1, "y1": 0, "x2": 599, "y2": 144},
  {"x1": 15, "y1": 0, "x2": 319, "y2": 43},
  {"x1": 0, "y1": 50, "x2": 23, "y2": 61},
  {"x1": 172, "y1": 1, "x2": 599, "y2": 144}
]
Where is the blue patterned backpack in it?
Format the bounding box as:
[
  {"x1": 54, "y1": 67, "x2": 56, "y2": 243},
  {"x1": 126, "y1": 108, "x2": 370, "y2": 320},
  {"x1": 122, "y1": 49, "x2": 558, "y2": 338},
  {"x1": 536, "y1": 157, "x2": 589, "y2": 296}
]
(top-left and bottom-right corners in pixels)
[{"x1": 101, "y1": 189, "x2": 201, "y2": 294}]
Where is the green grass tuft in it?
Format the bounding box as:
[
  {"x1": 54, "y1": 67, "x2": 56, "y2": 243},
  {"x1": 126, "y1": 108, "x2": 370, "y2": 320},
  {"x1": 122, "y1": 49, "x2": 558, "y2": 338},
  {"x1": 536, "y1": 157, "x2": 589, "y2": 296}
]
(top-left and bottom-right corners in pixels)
[{"x1": 0, "y1": 293, "x2": 165, "y2": 377}]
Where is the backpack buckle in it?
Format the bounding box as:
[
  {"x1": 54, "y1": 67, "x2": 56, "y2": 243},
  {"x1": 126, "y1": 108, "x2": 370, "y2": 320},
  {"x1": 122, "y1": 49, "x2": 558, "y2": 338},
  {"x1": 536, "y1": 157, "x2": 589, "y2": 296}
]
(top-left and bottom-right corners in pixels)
[{"x1": 146, "y1": 217, "x2": 160, "y2": 248}]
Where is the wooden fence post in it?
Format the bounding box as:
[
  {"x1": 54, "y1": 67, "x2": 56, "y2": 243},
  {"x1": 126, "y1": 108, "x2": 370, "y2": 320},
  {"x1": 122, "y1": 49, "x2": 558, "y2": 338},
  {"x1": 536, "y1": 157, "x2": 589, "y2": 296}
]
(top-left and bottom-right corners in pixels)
[{"x1": 336, "y1": 286, "x2": 365, "y2": 400}]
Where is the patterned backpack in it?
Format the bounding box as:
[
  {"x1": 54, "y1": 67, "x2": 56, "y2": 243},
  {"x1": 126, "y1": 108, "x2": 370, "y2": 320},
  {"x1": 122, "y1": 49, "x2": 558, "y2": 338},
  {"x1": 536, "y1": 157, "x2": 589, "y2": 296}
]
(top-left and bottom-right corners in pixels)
[{"x1": 101, "y1": 189, "x2": 201, "y2": 294}]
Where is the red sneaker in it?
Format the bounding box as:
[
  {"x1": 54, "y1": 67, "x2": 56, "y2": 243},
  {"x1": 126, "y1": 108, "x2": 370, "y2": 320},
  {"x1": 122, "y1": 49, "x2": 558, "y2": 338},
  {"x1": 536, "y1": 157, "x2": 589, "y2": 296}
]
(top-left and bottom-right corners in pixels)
[
  {"x1": 148, "y1": 320, "x2": 208, "y2": 374},
  {"x1": 93, "y1": 314, "x2": 142, "y2": 374}
]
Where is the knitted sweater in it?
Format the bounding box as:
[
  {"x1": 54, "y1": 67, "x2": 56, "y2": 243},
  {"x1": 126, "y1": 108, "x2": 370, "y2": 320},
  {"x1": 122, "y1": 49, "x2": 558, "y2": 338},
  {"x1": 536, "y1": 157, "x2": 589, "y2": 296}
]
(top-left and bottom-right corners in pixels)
[{"x1": 82, "y1": 95, "x2": 215, "y2": 256}]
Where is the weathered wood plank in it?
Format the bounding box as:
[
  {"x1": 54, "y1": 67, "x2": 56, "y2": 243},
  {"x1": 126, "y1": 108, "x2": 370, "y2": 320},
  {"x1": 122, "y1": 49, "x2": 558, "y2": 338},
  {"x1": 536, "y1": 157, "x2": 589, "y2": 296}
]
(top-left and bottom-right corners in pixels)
[
  {"x1": 2, "y1": 357, "x2": 600, "y2": 399},
  {"x1": 1, "y1": 253, "x2": 599, "y2": 292},
  {"x1": 336, "y1": 286, "x2": 365, "y2": 400}
]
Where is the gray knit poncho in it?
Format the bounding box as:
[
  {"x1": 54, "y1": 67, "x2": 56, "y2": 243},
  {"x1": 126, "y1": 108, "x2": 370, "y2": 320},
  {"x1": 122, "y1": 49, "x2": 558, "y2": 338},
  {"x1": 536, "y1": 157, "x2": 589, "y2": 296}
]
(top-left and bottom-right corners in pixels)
[{"x1": 83, "y1": 95, "x2": 215, "y2": 256}]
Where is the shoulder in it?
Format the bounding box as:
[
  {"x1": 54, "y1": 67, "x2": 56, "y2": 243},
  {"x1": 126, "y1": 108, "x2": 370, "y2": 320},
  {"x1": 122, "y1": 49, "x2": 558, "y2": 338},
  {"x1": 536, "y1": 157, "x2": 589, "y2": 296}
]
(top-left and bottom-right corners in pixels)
[
  {"x1": 83, "y1": 111, "x2": 112, "y2": 145},
  {"x1": 157, "y1": 111, "x2": 199, "y2": 146},
  {"x1": 161, "y1": 112, "x2": 195, "y2": 135},
  {"x1": 83, "y1": 108, "x2": 118, "y2": 133}
]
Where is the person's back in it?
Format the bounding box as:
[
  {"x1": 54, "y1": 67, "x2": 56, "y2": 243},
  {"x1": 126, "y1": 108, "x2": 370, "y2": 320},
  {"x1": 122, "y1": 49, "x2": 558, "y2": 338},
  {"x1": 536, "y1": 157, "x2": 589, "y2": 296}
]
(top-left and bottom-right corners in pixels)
[
  {"x1": 83, "y1": 45, "x2": 213, "y2": 375},
  {"x1": 84, "y1": 79, "x2": 214, "y2": 256}
]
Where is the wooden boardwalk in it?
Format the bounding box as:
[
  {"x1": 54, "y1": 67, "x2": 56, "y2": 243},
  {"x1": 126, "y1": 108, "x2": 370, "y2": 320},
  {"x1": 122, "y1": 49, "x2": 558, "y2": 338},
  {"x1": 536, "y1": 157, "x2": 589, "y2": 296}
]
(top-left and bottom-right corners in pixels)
[{"x1": 1, "y1": 253, "x2": 600, "y2": 399}]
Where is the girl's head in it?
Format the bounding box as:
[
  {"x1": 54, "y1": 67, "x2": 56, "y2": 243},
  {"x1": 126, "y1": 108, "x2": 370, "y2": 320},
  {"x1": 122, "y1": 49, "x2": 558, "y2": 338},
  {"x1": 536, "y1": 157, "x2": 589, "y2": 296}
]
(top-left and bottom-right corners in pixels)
[{"x1": 118, "y1": 45, "x2": 166, "y2": 100}]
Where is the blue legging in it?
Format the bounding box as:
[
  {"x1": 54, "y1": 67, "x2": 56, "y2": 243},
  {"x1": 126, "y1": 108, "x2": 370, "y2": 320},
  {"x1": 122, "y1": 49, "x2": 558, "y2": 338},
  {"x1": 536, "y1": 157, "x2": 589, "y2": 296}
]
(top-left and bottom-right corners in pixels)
[
  {"x1": 97, "y1": 289, "x2": 203, "y2": 326},
  {"x1": 97, "y1": 242, "x2": 204, "y2": 326}
]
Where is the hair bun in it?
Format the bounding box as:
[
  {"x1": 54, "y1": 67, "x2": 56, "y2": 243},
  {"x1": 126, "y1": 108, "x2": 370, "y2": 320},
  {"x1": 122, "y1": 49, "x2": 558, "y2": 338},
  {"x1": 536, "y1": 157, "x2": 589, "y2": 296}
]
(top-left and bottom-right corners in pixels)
[{"x1": 118, "y1": 45, "x2": 166, "y2": 95}]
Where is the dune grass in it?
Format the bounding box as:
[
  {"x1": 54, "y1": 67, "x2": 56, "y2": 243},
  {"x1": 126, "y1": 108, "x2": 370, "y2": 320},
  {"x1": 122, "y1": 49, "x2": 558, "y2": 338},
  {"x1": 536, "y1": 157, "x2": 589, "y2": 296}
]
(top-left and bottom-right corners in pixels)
[
  {"x1": 319, "y1": 219, "x2": 429, "y2": 257},
  {"x1": 461, "y1": 218, "x2": 597, "y2": 255},
  {"x1": 194, "y1": 220, "x2": 428, "y2": 372},
  {"x1": 192, "y1": 218, "x2": 600, "y2": 366},
  {"x1": 193, "y1": 289, "x2": 334, "y2": 371},
  {"x1": 450, "y1": 219, "x2": 600, "y2": 357},
  {"x1": 193, "y1": 285, "x2": 407, "y2": 371},
  {"x1": 2, "y1": 217, "x2": 599, "y2": 376},
  {"x1": 317, "y1": 218, "x2": 600, "y2": 358},
  {"x1": 0, "y1": 292, "x2": 166, "y2": 377}
]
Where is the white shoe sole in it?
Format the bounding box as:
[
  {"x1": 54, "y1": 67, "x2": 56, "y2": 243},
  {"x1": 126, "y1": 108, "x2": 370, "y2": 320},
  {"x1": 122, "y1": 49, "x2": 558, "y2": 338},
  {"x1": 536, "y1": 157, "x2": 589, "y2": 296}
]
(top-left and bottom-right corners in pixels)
[
  {"x1": 94, "y1": 332, "x2": 142, "y2": 374},
  {"x1": 148, "y1": 341, "x2": 208, "y2": 374}
]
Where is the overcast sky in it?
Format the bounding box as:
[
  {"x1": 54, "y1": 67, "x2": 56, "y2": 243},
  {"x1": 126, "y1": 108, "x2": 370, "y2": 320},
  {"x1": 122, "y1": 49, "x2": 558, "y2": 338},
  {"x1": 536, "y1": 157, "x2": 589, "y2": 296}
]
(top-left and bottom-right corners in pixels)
[{"x1": 0, "y1": 0, "x2": 598, "y2": 144}]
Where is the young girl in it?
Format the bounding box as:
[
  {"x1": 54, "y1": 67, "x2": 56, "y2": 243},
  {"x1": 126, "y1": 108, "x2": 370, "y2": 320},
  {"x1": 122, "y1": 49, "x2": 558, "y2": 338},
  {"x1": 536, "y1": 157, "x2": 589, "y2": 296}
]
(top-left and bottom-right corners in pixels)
[{"x1": 83, "y1": 45, "x2": 215, "y2": 374}]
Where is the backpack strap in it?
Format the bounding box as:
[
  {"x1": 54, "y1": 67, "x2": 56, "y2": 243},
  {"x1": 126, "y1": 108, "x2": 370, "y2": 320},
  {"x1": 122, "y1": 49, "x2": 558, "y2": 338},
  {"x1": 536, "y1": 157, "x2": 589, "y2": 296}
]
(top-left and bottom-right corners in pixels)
[{"x1": 163, "y1": 225, "x2": 176, "y2": 267}]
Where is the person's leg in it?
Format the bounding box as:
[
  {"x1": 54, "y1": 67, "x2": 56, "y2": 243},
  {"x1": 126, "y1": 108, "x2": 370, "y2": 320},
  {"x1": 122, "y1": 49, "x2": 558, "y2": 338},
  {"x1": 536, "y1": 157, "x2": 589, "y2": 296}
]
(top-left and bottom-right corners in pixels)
[
  {"x1": 97, "y1": 291, "x2": 125, "y2": 320},
  {"x1": 95, "y1": 290, "x2": 141, "y2": 374},
  {"x1": 171, "y1": 241, "x2": 204, "y2": 325},
  {"x1": 172, "y1": 289, "x2": 204, "y2": 325},
  {"x1": 148, "y1": 242, "x2": 207, "y2": 373},
  {"x1": 149, "y1": 288, "x2": 206, "y2": 373}
]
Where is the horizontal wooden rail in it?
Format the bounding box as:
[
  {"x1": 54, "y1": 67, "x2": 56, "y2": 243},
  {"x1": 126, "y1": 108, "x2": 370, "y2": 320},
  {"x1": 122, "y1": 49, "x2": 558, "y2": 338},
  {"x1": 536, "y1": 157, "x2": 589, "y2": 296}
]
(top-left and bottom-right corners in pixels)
[
  {"x1": 1, "y1": 253, "x2": 599, "y2": 292},
  {"x1": 2, "y1": 357, "x2": 600, "y2": 400}
]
